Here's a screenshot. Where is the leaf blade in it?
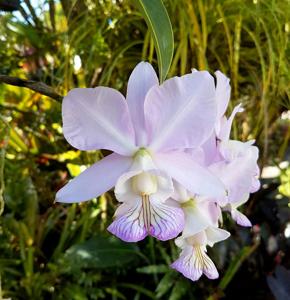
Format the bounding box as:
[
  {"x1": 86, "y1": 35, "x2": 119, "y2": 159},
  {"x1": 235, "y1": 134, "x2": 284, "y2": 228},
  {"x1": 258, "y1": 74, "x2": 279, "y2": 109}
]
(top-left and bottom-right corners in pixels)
[
  {"x1": 135, "y1": 0, "x2": 174, "y2": 82},
  {"x1": 62, "y1": 236, "x2": 141, "y2": 270}
]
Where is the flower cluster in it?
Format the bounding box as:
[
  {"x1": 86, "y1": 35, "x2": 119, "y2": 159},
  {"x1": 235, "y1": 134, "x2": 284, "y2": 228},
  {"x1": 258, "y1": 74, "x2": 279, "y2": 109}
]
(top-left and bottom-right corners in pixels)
[{"x1": 56, "y1": 62, "x2": 260, "y2": 281}]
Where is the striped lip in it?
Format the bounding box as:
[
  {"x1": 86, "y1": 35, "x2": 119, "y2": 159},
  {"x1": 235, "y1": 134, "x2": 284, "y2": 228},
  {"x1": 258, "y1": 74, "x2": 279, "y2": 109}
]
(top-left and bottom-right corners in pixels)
[
  {"x1": 141, "y1": 194, "x2": 151, "y2": 232},
  {"x1": 171, "y1": 245, "x2": 219, "y2": 281}
]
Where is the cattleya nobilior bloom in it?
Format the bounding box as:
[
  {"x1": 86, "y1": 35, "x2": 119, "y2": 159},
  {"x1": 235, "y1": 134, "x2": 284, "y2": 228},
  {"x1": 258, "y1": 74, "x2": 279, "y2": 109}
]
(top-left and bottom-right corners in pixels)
[
  {"x1": 170, "y1": 71, "x2": 260, "y2": 281},
  {"x1": 209, "y1": 141, "x2": 259, "y2": 226},
  {"x1": 210, "y1": 99, "x2": 259, "y2": 224},
  {"x1": 170, "y1": 190, "x2": 230, "y2": 281},
  {"x1": 194, "y1": 70, "x2": 260, "y2": 224},
  {"x1": 171, "y1": 226, "x2": 230, "y2": 281},
  {"x1": 56, "y1": 62, "x2": 226, "y2": 242}
]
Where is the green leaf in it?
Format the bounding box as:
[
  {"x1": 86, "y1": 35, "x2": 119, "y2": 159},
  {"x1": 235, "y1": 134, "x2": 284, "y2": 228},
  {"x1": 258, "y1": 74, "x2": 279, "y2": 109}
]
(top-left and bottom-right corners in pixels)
[
  {"x1": 169, "y1": 280, "x2": 188, "y2": 300},
  {"x1": 135, "y1": 0, "x2": 174, "y2": 82},
  {"x1": 156, "y1": 272, "x2": 176, "y2": 299},
  {"x1": 219, "y1": 243, "x2": 259, "y2": 291},
  {"x1": 279, "y1": 167, "x2": 290, "y2": 197},
  {"x1": 137, "y1": 264, "x2": 169, "y2": 274},
  {"x1": 62, "y1": 235, "x2": 140, "y2": 271}
]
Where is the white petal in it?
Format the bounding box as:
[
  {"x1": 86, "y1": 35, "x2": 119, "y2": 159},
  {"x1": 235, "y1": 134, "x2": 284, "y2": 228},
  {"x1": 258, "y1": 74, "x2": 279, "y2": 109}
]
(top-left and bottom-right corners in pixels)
[
  {"x1": 114, "y1": 169, "x2": 140, "y2": 203},
  {"x1": 231, "y1": 193, "x2": 249, "y2": 208},
  {"x1": 182, "y1": 202, "x2": 216, "y2": 237},
  {"x1": 172, "y1": 181, "x2": 191, "y2": 203},
  {"x1": 205, "y1": 227, "x2": 230, "y2": 247},
  {"x1": 114, "y1": 156, "x2": 174, "y2": 204}
]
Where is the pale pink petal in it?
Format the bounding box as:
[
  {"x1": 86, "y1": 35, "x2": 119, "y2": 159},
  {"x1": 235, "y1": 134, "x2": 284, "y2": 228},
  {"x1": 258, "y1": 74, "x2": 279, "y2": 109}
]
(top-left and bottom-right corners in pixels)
[
  {"x1": 250, "y1": 178, "x2": 261, "y2": 193},
  {"x1": 209, "y1": 149, "x2": 258, "y2": 204},
  {"x1": 186, "y1": 133, "x2": 221, "y2": 166},
  {"x1": 56, "y1": 153, "x2": 132, "y2": 203},
  {"x1": 126, "y1": 62, "x2": 158, "y2": 146},
  {"x1": 250, "y1": 165, "x2": 261, "y2": 192},
  {"x1": 207, "y1": 202, "x2": 222, "y2": 225},
  {"x1": 231, "y1": 209, "x2": 252, "y2": 227},
  {"x1": 62, "y1": 87, "x2": 136, "y2": 155},
  {"x1": 219, "y1": 139, "x2": 256, "y2": 162},
  {"x1": 201, "y1": 133, "x2": 219, "y2": 165},
  {"x1": 215, "y1": 71, "x2": 231, "y2": 119},
  {"x1": 145, "y1": 71, "x2": 216, "y2": 151},
  {"x1": 218, "y1": 103, "x2": 244, "y2": 141},
  {"x1": 185, "y1": 147, "x2": 205, "y2": 165},
  {"x1": 154, "y1": 151, "x2": 226, "y2": 197}
]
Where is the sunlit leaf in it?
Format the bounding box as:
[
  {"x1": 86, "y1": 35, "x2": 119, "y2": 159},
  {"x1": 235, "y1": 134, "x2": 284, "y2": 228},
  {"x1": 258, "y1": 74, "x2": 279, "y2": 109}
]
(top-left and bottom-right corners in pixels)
[
  {"x1": 9, "y1": 128, "x2": 28, "y2": 152},
  {"x1": 66, "y1": 163, "x2": 86, "y2": 177},
  {"x1": 279, "y1": 167, "x2": 290, "y2": 197},
  {"x1": 62, "y1": 236, "x2": 141, "y2": 270},
  {"x1": 137, "y1": 264, "x2": 168, "y2": 274},
  {"x1": 57, "y1": 150, "x2": 80, "y2": 162}
]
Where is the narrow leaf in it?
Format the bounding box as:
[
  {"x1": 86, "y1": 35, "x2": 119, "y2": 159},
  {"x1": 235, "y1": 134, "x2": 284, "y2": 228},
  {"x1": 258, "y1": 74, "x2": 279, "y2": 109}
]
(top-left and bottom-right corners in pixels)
[
  {"x1": 137, "y1": 264, "x2": 168, "y2": 274},
  {"x1": 219, "y1": 243, "x2": 258, "y2": 291},
  {"x1": 135, "y1": 0, "x2": 174, "y2": 82}
]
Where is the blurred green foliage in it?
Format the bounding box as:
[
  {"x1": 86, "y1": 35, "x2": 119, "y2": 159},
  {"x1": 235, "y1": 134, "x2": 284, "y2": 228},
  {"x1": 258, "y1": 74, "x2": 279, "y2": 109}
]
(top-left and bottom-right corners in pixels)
[{"x1": 0, "y1": 0, "x2": 289, "y2": 299}]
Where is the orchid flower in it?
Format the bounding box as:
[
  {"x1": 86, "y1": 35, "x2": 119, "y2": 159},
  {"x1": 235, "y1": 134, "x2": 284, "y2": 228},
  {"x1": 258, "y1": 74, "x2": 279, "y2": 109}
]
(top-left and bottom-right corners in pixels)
[
  {"x1": 170, "y1": 191, "x2": 230, "y2": 281},
  {"x1": 223, "y1": 194, "x2": 252, "y2": 227},
  {"x1": 172, "y1": 183, "x2": 222, "y2": 235},
  {"x1": 169, "y1": 70, "x2": 260, "y2": 282},
  {"x1": 56, "y1": 62, "x2": 226, "y2": 242},
  {"x1": 208, "y1": 141, "x2": 259, "y2": 226},
  {"x1": 171, "y1": 227, "x2": 230, "y2": 281},
  {"x1": 195, "y1": 71, "x2": 260, "y2": 225}
]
